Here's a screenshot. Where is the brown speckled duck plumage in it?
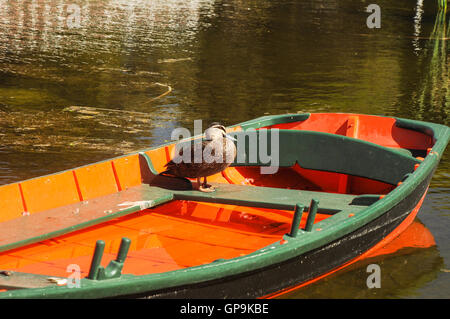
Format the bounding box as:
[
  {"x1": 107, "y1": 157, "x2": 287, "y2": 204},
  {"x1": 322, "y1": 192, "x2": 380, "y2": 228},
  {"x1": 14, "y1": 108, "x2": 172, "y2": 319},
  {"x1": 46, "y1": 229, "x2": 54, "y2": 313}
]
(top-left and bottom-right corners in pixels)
[{"x1": 162, "y1": 123, "x2": 237, "y2": 181}]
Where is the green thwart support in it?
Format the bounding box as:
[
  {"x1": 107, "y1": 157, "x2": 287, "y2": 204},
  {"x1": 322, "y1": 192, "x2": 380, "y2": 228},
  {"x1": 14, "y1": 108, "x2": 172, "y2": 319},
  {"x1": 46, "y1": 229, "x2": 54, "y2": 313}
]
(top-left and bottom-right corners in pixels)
[
  {"x1": 88, "y1": 240, "x2": 105, "y2": 280},
  {"x1": 288, "y1": 204, "x2": 305, "y2": 238},
  {"x1": 305, "y1": 199, "x2": 319, "y2": 232},
  {"x1": 87, "y1": 238, "x2": 131, "y2": 281}
]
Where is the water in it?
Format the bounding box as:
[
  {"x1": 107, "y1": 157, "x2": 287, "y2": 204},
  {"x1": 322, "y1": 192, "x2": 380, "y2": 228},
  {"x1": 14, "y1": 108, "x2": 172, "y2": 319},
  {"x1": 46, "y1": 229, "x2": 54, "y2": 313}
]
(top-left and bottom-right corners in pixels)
[{"x1": 0, "y1": 0, "x2": 449, "y2": 298}]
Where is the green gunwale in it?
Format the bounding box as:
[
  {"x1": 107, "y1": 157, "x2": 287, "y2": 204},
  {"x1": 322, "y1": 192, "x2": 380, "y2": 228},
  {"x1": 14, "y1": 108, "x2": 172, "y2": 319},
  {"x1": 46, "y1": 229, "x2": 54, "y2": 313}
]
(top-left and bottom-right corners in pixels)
[{"x1": 1, "y1": 113, "x2": 449, "y2": 298}]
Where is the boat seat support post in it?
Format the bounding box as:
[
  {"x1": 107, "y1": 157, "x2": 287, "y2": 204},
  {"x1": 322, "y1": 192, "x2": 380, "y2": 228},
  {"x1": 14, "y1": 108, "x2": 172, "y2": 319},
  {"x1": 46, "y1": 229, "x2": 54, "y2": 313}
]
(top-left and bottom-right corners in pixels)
[
  {"x1": 288, "y1": 203, "x2": 305, "y2": 238},
  {"x1": 305, "y1": 199, "x2": 319, "y2": 232}
]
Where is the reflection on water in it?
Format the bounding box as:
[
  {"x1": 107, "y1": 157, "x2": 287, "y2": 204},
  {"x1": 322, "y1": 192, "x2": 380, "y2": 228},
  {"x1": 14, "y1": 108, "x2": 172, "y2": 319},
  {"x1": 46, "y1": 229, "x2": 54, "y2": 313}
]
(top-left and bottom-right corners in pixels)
[
  {"x1": 412, "y1": 7, "x2": 449, "y2": 125},
  {"x1": 279, "y1": 245, "x2": 444, "y2": 299},
  {"x1": 0, "y1": 0, "x2": 449, "y2": 298},
  {"x1": 412, "y1": 0, "x2": 425, "y2": 54},
  {"x1": 276, "y1": 219, "x2": 444, "y2": 299}
]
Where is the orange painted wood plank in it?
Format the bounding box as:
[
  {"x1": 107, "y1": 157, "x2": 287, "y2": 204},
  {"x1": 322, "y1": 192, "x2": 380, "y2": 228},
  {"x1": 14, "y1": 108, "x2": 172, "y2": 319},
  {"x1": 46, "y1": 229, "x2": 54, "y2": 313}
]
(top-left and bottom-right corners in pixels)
[
  {"x1": 222, "y1": 167, "x2": 246, "y2": 184},
  {"x1": 0, "y1": 254, "x2": 22, "y2": 269},
  {"x1": 165, "y1": 144, "x2": 176, "y2": 162},
  {"x1": 205, "y1": 172, "x2": 229, "y2": 183},
  {"x1": 111, "y1": 155, "x2": 142, "y2": 190},
  {"x1": 346, "y1": 115, "x2": 360, "y2": 139},
  {"x1": 160, "y1": 240, "x2": 221, "y2": 266},
  {"x1": 226, "y1": 126, "x2": 242, "y2": 133},
  {"x1": 73, "y1": 162, "x2": 118, "y2": 200},
  {"x1": 123, "y1": 253, "x2": 182, "y2": 274},
  {"x1": 0, "y1": 183, "x2": 24, "y2": 222},
  {"x1": 7, "y1": 240, "x2": 68, "y2": 259},
  {"x1": 145, "y1": 148, "x2": 168, "y2": 174},
  {"x1": 20, "y1": 171, "x2": 80, "y2": 214},
  {"x1": 337, "y1": 174, "x2": 349, "y2": 194},
  {"x1": 11, "y1": 261, "x2": 69, "y2": 277},
  {"x1": 54, "y1": 223, "x2": 126, "y2": 246}
]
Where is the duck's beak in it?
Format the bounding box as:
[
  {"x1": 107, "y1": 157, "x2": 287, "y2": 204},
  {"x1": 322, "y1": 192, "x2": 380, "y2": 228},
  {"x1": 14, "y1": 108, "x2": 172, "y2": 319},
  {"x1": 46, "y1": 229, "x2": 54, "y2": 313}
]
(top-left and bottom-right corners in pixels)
[{"x1": 224, "y1": 134, "x2": 237, "y2": 142}]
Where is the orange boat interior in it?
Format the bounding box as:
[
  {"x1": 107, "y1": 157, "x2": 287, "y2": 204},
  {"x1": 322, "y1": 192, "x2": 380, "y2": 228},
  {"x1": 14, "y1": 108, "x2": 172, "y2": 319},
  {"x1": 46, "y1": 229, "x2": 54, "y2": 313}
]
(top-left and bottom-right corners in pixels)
[{"x1": 0, "y1": 114, "x2": 433, "y2": 282}]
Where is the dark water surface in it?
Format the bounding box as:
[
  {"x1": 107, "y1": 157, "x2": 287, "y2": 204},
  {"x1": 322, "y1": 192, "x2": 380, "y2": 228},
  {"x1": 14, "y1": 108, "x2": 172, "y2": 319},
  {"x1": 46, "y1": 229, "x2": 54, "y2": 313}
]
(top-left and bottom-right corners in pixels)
[{"x1": 0, "y1": 0, "x2": 449, "y2": 298}]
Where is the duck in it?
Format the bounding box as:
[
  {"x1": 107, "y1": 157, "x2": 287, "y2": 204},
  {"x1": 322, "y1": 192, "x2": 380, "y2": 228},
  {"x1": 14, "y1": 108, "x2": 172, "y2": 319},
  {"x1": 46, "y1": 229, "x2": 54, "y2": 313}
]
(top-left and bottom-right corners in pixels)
[{"x1": 162, "y1": 123, "x2": 237, "y2": 192}]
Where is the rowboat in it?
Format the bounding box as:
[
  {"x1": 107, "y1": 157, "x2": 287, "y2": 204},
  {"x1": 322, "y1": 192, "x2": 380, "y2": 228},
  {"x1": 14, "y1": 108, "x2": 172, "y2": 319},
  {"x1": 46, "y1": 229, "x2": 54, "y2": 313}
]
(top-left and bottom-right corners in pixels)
[{"x1": 0, "y1": 113, "x2": 448, "y2": 298}]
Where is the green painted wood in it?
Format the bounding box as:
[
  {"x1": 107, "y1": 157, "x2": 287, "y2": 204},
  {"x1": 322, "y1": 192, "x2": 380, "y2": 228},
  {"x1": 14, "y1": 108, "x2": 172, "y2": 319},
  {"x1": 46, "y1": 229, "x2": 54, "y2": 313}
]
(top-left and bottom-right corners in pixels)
[
  {"x1": 168, "y1": 183, "x2": 364, "y2": 214},
  {"x1": 304, "y1": 199, "x2": 319, "y2": 232},
  {"x1": 349, "y1": 194, "x2": 381, "y2": 206},
  {"x1": 138, "y1": 151, "x2": 159, "y2": 176},
  {"x1": 229, "y1": 129, "x2": 421, "y2": 185},
  {"x1": 288, "y1": 204, "x2": 304, "y2": 238},
  {"x1": 236, "y1": 113, "x2": 310, "y2": 130},
  {"x1": 386, "y1": 147, "x2": 413, "y2": 157},
  {"x1": 88, "y1": 240, "x2": 105, "y2": 280},
  {"x1": 91, "y1": 237, "x2": 131, "y2": 281}
]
